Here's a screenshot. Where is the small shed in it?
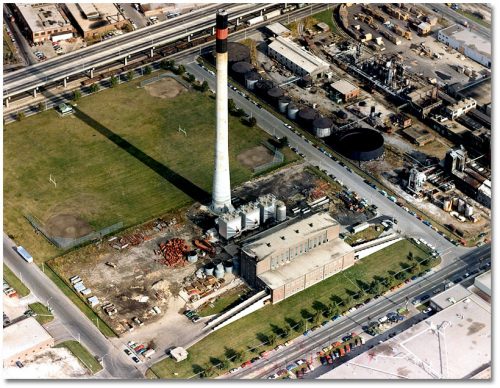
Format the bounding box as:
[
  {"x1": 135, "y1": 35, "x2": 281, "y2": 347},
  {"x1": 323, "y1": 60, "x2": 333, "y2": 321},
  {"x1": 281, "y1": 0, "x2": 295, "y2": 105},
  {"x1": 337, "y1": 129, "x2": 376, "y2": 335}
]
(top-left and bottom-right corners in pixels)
[
  {"x1": 58, "y1": 103, "x2": 74, "y2": 116},
  {"x1": 170, "y1": 347, "x2": 188, "y2": 362}
]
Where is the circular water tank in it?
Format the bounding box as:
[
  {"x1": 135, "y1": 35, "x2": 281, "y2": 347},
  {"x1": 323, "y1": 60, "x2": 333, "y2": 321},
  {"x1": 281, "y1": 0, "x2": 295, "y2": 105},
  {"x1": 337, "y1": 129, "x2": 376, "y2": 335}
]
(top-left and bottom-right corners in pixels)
[
  {"x1": 245, "y1": 71, "x2": 261, "y2": 90},
  {"x1": 267, "y1": 87, "x2": 284, "y2": 102},
  {"x1": 298, "y1": 107, "x2": 318, "y2": 128},
  {"x1": 187, "y1": 250, "x2": 198, "y2": 263},
  {"x1": 278, "y1": 96, "x2": 291, "y2": 113},
  {"x1": 276, "y1": 201, "x2": 286, "y2": 222},
  {"x1": 287, "y1": 103, "x2": 299, "y2": 120},
  {"x1": 255, "y1": 80, "x2": 274, "y2": 97},
  {"x1": 205, "y1": 263, "x2": 215, "y2": 276},
  {"x1": 223, "y1": 260, "x2": 233, "y2": 274},
  {"x1": 337, "y1": 110, "x2": 348, "y2": 120},
  {"x1": 333, "y1": 128, "x2": 384, "y2": 161},
  {"x1": 227, "y1": 42, "x2": 251, "y2": 65},
  {"x1": 214, "y1": 268, "x2": 225, "y2": 279},
  {"x1": 231, "y1": 61, "x2": 253, "y2": 82},
  {"x1": 313, "y1": 116, "x2": 333, "y2": 138},
  {"x1": 196, "y1": 268, "x2": 204, "y2": 278}
]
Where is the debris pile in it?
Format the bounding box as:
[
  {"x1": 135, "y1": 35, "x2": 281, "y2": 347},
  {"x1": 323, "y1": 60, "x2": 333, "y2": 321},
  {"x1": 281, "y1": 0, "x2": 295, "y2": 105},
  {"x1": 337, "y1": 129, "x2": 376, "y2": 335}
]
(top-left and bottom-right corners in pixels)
[
  {"x1": 193, "y1": 239, "x2": 216, "y2": 257},
  {"x1": 184, "y1": 275, "x2": 225, "y2": 302},
  {"x1": 155, "y1": 238, "x2": 189, "y2": 267}
]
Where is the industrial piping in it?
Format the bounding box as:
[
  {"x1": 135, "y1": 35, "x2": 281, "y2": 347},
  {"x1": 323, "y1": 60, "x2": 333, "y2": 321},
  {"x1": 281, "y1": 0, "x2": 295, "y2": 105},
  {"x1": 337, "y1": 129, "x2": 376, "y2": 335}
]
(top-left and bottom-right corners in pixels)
[{"x1": 211, "y1": 9, "x2": 234, "y2": 214}]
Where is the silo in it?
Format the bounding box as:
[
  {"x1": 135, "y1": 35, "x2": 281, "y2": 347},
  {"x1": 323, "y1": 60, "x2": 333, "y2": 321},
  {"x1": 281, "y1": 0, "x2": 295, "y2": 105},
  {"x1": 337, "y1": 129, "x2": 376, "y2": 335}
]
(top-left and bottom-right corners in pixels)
[
  {"x1": 278, "y1": 96, "x2": 291, "y2": 113},
  {"x1": 297, "y1": 107, "x2": 318, "y2": 129},
  {"x1": 187, "y1": 251, "x2": 198, "y2": 263},
  {"x1": 215, "y1": 261, "x2": 224, "y2": 272},
  {"x1": 196, "y1": 268, "x2": 205, "y2": 278},
  {"x1": 205, "y1": 263, "x2": 215, "y2": 276},
  {"x1": 223, "y1": 260, "x2": 233, "y2": 274},
  {"x1": 227, "y1": 42, "x2": 251, "y2": 65},
  {"x1": 451, "y1": 197, "x2": 459, "y2": 207},
  {"x1": 443, "y1": 199, "x2": 452, "y2": 212},
  {"x1": 267, "y1": 87, "x2": 284, "y2": 106},
  {"x1": 258, "y1": 194, "x2": 277, "y2": 223},
  {"x1": 255, "y1": 80, "x2": 274, "y2": 98},
  {"x1": 231, "y1": 61, "x2": 253, "y2": 83},
  {"x1": 313, "y1": 116, "x2": 333, "y2": 138},
  {"x1": 245, "y1": 71, "x2": 261, "y2": 90},
  {"x1": 276, "y1": 201, "x2": 287, "y2": 222},
  {"x1": 214, "y1": 267, "x2": 225, "y2": 279},
  {"x1": 287, "y1": 103, "x2": 299, "y2": 120},
  {"x1": 464, "y1": 203, "x2": 474, "y2": 217},
  {"x1": 457, "y1": 199, "x2": 465, "y2": 213}
]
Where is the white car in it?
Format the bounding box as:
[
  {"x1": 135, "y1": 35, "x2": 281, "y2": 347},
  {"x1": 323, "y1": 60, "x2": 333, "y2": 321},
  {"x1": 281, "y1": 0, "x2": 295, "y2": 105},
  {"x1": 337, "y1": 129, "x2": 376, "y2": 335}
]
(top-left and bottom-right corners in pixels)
[
  {"x1": 423, "y1": 307, "x2": 433, "y2": 314},
  {"x1": 229, "y1": 367, "x2": 241, "y2": 374}
]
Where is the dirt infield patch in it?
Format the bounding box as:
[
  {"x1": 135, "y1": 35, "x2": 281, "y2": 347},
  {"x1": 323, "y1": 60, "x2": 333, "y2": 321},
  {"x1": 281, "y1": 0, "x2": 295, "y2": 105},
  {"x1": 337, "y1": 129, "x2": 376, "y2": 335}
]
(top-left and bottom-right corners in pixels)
[
  {"x1": 45, "y1": 214, "x2": 93, "y2": 239},
  {"x1": 237, "y1": 145, "x2": 274, "y2": 169},
  {"x1": 144, "y1": 77, "x2": 187, "y2": 99}
]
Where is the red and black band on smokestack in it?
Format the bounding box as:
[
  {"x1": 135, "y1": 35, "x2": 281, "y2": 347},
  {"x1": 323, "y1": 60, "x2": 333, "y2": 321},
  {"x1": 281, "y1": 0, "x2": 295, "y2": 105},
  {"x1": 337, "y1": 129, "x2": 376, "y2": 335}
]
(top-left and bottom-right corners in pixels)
[{"x1": 216, "y1": 9, "x2": 228, "y2": 54}]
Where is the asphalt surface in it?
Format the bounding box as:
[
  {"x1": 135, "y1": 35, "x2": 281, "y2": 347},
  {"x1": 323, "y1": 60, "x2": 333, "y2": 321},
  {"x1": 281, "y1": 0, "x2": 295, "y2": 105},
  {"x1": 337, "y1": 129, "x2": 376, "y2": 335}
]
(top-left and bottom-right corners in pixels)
[
  {"x1": 3, "y1": 234, "x2": 143, "y2": 379},
  {"x1": 3, "y1": 4, "x2": 35, "y2": 66},
  {"x1": 184, "y1": 60, "x2": 468, "y2": 264},
  {"x1": 223, "y1": 244, "x2": 490, "y2": 379},
  {"x1": 424, "y1": 4, "x2": 491, "y2": 38}
]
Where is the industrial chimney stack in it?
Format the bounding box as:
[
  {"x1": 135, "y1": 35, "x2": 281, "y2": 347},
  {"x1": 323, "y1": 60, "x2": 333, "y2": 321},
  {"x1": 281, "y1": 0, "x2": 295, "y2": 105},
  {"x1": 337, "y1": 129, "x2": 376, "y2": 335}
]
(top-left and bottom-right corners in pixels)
[{"x1": 211, "y1": 9, "x2": 233, "y2": 214}]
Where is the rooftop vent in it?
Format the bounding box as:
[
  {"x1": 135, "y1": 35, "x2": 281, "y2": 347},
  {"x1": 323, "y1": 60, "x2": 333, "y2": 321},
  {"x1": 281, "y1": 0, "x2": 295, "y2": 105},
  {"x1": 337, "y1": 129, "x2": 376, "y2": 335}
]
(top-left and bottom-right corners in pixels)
[
  {"x1": 266, "y1": 243, "x2": 271, "y2": 247},
  {"x1": 309, "y1": 223, "x2": 314, "y2": 227},
  {"x1": 295, "y1": 230, "x2": 299, "y2": 233},
  {"x1": 280, "y1": 236, "x2": 285, "y2": 240}
]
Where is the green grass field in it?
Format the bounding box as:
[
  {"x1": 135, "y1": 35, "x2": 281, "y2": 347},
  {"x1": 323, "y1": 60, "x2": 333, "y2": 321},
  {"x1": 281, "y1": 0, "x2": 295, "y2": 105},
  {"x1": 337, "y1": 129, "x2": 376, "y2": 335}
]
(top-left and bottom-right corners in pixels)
[
  {"x1": 312, "y1": 9, "x2": 335, "y2": 30},
  {"x1": 56, "y1": 340, "x2": 103, "y2": 374},
  {"x1": 151, "y1": 239, "x2": 437, "y2": 378},
  {"x1": 28, "y1": 302, "x2": 54, "y2": 325},
  {"x1": 455, "y1": 9, "x2": 491, "y2": 28},
  {"x1": 4, "y1": 73, "x2": 297, "y2": 262},
  {"x1": 344, "y1": 225, "x2": 384, "y2": 246},
  {"x1": 3, "y1": 264, "x2": 30, "y2": 297},
  {"x1": 198, "y1": 285, "x2": 251, "y2": 317}
]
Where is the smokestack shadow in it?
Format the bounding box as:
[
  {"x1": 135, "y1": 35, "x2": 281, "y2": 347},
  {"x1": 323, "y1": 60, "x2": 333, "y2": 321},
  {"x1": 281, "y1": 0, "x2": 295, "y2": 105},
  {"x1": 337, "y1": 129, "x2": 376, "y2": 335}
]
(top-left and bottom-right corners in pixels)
[{"x1": 72, "y1": 106, "x2": 211, "y2": 204}]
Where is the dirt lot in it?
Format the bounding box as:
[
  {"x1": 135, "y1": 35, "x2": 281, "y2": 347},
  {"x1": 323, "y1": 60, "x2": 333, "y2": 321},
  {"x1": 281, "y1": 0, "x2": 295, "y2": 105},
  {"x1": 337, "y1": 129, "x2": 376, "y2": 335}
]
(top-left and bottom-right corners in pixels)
[
  {"x1": 236, "y1": 145, "x2": 274, "y2": 169},
  {"x1": 4, "y1": 348, "x2": 89, "y2": 379},
  {"x1": 144, "y1": 77, "x2": 186, "y2": 99},
  {"x1": 45, "y1": 214, "x2": 93, "y2": 239}
]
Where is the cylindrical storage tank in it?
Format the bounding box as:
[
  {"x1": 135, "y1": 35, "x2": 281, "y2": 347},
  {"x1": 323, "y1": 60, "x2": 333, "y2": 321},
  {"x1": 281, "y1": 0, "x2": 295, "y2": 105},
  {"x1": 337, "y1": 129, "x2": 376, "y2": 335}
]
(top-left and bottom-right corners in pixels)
[
  {"x1": 336, "y1": 110, "x2": 348, "y2": 122},
  {"x1": 464, "y1": 204, "x2": 474, "y2": 217},
  {"x1": 187, "y1": 250, "x2": 198, "y2": 263},
  {"x1": 266, "y1": 87, "x2": 284, "y2": 106},
  {"x1": 278, "y1": 96, "x2": 291, "y2": 113},
  {"x1": 297, "y1": 107, "x2": 318, "y2": 129},
  {"x1": 214, "y1": 268, "x2": 225, "y2": 279},
  {"x1": 287, "y1": 103, "x2": 299, "y2": 120},
  {"x1": 451, "y1": 197, "x2": 459, "y2": 207},
  {"x1": 313, "y1": 116, "x2": 333, "y2": 138},
  {"x1": 255, "y1": 80, "x2": 274, "y2": 97},
  {"x1": 205, "y1": 263, "x2": 215, "y2": 276},
  {"x1": 227, "y1": 42, "x2": 251, "y2": 65},
  {"x1": 223, "y1": 260, "x2": 233, "y2": 274},
  {"x1": 457, "y1": 199, "x2": 465, "y2": 213},
  {"x1": 443, "y1": 199, "x2": 452, "y2": 212},
  {"x1": 196, "y1": 268, "x2": 204, "y2": 278},
  {"x1": 276, "y1": 201, "x2": 287, "y2": 222},
  {"x1": 231, "y1": 61, "x2": 253, "y2": 83},
  {"x1": 245, "y1": 71, "x2": 261, "y2": 90},
  {"x1": 331, "y1": 128, "x2": 384, "y2": 161}
]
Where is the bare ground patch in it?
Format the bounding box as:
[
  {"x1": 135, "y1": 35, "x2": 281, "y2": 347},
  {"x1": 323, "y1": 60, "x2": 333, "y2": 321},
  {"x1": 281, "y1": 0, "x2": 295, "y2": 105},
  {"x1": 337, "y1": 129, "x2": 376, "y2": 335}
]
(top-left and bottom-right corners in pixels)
[
  {"x1": 236, "y1": 145, "x2": 274, "y2": 169},
  {"x1": 45, "y1": 214, "x2": 93, "y2": 239},
  {"x1": 144, "y1": 77, "x2": 187, "y2": 99}
]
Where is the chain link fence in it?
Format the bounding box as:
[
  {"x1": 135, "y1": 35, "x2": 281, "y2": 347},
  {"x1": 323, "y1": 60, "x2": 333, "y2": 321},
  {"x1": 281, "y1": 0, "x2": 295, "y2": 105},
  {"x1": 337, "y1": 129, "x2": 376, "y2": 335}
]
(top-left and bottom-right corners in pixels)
[
  {"x1": 25, "y1": 214, "x2": 123, "y2": 250},
  {"x1": 253, "y1": 142, "x2": 285, "y2": 174}
]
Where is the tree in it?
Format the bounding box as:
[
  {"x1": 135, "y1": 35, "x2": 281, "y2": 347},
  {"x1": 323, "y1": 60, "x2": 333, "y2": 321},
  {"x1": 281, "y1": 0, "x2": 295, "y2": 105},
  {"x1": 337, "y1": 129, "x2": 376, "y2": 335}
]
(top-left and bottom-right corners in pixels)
[
  {"x1": 200, "y1": 80, "x2": 209, "y2": 92},
  {"x1": 17, "y1": 111, "x2": 25, "y2": 121},
  {"x1": 38, "y1": 101, "x2": 45, "y2": 112},
  {"x1": 174, "y1": 64, "x2": 186, "y2": 75},
  {"x1": 186, "y1": 73, "x2": 195, "y2": 83},
  {"x1": 282, "y1": 324, "x2": 291, "y2": 338},
  {"x1": 202, "y1": 364, "x2": 215, "y2": 378},
  {"x1": 407, "y1": 251, "x2": 414, "y2": 261},
  {"x1": 110, "y1": 75, "x2": 118, "y2": 88},
  {"x1": 244, "y1": 116, "x2": 257, "y2": 127},
  {"x1": 395, "y1": 271, "x2": 406, "y2": 281},
  {"x1": 161, "y1": 59, "x2": 175, "y2": 70},
  {"x1": 90, "y1": 83, "x2": 100, "y2": 93},
  {"x1": 267, "y1": 333, "x2": 277, "y2": 347},
  {"x1": 234, "y1": 349, "x2": 246, "y2": 363},
  {"x1": 313, "y1": 309, "x2": 323, "y2": 325},
  {"x1": 343, "y1": 294, "x2": 353, "y2": 307},
  {"x1": 144, "y1": 65, "x2": 152, "y2": 75},
  {"x1": 296, "y1": 319, "x2": 306, "y2": 333},
  {"x1": 73, "y1": 89, "x2": 82, "y2": 101},
  {"x1": 356, "y1": 288, "x2": 366, "y2": 300},
  {"x1": 126, "y1": 70, "x2": 134, "y2": 82},
  {"x1": 228, "y1": 98, "x2": 237, "y2": 113},
  {"x1": 218, "y1": 358, "x2": 229, "y2": 370},
  {"x1": 370, "y1": 280, "x2": 382, "y2": 296}
]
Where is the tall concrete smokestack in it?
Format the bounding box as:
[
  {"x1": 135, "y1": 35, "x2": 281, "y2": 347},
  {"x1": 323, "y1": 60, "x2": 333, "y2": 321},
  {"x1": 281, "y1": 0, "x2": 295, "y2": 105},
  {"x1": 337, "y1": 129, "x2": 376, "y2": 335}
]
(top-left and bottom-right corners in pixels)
[{"x1": 211, "y1": 9, "x2": 233, "y2": 214}]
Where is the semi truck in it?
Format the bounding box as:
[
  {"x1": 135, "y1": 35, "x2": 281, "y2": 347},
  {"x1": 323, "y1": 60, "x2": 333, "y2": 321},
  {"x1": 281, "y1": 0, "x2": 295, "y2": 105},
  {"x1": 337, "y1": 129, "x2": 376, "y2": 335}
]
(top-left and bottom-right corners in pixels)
[{"x1": 16, "y1": 246, "x2": 33, "y2": 263}]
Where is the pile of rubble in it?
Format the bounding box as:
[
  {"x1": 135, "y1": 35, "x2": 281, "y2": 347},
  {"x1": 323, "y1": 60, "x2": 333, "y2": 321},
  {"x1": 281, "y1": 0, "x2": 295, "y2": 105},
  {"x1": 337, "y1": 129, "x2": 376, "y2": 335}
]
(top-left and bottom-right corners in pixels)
[
  {"x1": 154, "y1": 238, "x2": 190, "y2": 267},
  {"x1": 184, "y1": 276, "x2": 225, "y2": 302}
]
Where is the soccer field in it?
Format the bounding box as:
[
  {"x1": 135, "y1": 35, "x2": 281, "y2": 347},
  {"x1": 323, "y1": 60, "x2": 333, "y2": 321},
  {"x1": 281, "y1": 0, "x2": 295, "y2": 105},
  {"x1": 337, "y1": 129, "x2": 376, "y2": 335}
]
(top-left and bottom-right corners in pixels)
[{"x1": 3, "y1": 74, "x2": 296, "y2": 261}]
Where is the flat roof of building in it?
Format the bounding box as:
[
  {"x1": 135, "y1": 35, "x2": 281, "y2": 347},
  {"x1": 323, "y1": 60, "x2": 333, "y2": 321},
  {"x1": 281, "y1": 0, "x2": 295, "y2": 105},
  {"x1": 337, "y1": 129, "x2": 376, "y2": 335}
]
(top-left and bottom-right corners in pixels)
[
  {"x1": 430, "y1": 283, "x2": 471, "y2": 310},
  {"x1": 16, "y1": 3, "x2": 70, "y2": 34},
  {"x1": 266, "y1": 22, "x2": 291, "y2": 37},
  {"x1": 268, "y1": 36, "x2": 329, "y2": 74},
  {"x1": 242, "y1": 213, "x2": 339, "y2": 261},
  {"x1": 3, "y1": 317, "x2": 53, "y2": 361},
  {"x1": 474, "y1": 270, "x2": 491, "y2": 296},
  {"x1": 440, "y1": 24, "x2": 491, "y2": 58},
  {"x1": 65, "y1": 3, "x2": 124, "y2": 33},
  {"x1": 258, "y1": 237, "x2": 353, "y2": 290},
  {"x1": 319, "y1": 291, "x2": 491, "y2": 379},
  {"x1": 331, "y1": 79, "x2": 359, "y2": 95}
]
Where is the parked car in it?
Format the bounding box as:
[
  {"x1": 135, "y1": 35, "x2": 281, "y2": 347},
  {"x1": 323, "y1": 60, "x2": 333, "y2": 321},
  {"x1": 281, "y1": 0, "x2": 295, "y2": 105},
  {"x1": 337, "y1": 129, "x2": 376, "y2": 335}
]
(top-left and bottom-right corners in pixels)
[{"x1": 132, "y1": 356, "x2": 140, "y2": 363}]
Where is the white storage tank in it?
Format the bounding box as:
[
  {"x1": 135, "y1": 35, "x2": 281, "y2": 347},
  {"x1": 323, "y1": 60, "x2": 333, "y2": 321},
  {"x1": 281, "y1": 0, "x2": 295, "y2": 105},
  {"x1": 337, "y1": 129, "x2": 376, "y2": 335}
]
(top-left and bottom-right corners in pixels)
[
  {"x1": 240, "y1": 203, "x2": 261, "y2": 230},
  {"x1": 464, "y1": 203, "x2": 474, "y2": 217},
  {"x1": 244, "y1": 71, "x2": 261, "y2": 90},
  {"x1": 258, "y1": 193, "x2": 277, "y2": 223},
  {"x1": 457, "y1": 199, "x2": 466, "y2": 213},
  {"x1": 312, "y1": 116, "x2": 333, "y2": 138},
  {"x1": 287, "y1": 103, "x2": 299, "y2": 120},
  {"x1": 187, "y1": 251, "x2": 198, "y2": 263},
  {"x1": 218, "y1": 212, "x2": 242, "y2": 240},
  {"x1": 276, "y1": 201, "x2": 287, "y2": 222},
  {"x1": 278, "y1": 96, "x2": 291, "y2": 113},
  {"x1": 443, "y1": 199, "x2": 452, "y2": 212}
]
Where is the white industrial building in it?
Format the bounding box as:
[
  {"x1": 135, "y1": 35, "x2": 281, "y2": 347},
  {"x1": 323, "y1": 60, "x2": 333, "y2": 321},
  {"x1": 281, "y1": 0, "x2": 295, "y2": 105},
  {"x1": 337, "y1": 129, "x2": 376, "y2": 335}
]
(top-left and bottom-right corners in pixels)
[
  {"x1": 445, "y1": 98, "x2": 477, "y2": 120},
  {"x1": 408, "y1": 168, "x2": 427, "y2": 194},
  {"x1": 437, "y1": 25, "x2": 491, "y2": 68},
  {"x1": 268, "y1": 36, "x2": 330, "y2": 78}
]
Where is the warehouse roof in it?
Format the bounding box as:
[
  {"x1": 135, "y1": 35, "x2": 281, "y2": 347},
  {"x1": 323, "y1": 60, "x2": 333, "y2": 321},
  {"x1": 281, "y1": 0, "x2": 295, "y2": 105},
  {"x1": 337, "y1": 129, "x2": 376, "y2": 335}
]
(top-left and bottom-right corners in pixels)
[
  {"x1": 65, "y1": 3, "x2": 124, "y2": 33},
  {"x1": 258, "y1": 238, "x2": 353, "y2": 290},
  {"x1": 331, "y1": 79, "x2": 359, "y2": 95},
  {"x1": 430, "y1": 283, "x2": 471, "y2": 310},
  {"x1": 319, "y1": 291, "x2": 491, "y2": 379},
  {"x1": 3, "y1": 317, "x2": 53, "y2": 362},
  {"x1": 475, "y1": 270, "x2": 491, "y2": 297},
  {"x1": 268, "y1": 36, "x2": 329, "y2": 74},
  {"x1": 266, "y1": 22, "x2": 291, "y2": 37},
  {"x1": 16, "y1": 3, "x2": 70, "y2": 34},
  {"x1": 242, "y1": 213, "x2": 339, "y2": 261},
  {"x1": 439, "y1": 24, "x2": 491, "y2": 57}
]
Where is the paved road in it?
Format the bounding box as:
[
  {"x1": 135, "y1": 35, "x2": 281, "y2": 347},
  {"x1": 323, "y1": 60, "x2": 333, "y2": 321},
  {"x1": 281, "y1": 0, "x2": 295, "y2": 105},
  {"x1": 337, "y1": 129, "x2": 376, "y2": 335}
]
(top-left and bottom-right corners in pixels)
[
  {"x1": 424, "y1": 4, "x2": 491, "y2": 38},
  {"x1": 223, "y1": 244, "x2": 490, "y2": 379},
  {"x1": 185, "y1": 60, "x2": 468, "y2": 264},
  {"x1": 3, "y1": 234, "x2": 143, "y2": 379},
  {"x1": 3, "y1": 4, "x2": 35, "y2": 66},
  {"x1": 119, "y1": 3, "x2": 147, "y2": 29}
]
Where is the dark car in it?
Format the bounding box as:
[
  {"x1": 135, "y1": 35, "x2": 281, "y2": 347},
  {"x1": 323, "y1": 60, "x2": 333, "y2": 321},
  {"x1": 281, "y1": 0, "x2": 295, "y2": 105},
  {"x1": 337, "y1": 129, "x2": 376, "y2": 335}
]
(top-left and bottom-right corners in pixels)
[
  {"x1": 16, "y1": 361, "x2": 24, "y2": 368},
  {"x1": 421, "y1": 294, "x2": 430, "y2": 301},
  {"x1": 132, "y1": 356, "x2": 140, "y2": 363},
  {"x1": 124, "y1": 349, "x2": 132, "y2": 355},
  {"x1": 320, "y1": 356, "x2": 327, "y2": 365},
  {"x1": 342, "y1": 335, "x2": 352, "y2": 342}
]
